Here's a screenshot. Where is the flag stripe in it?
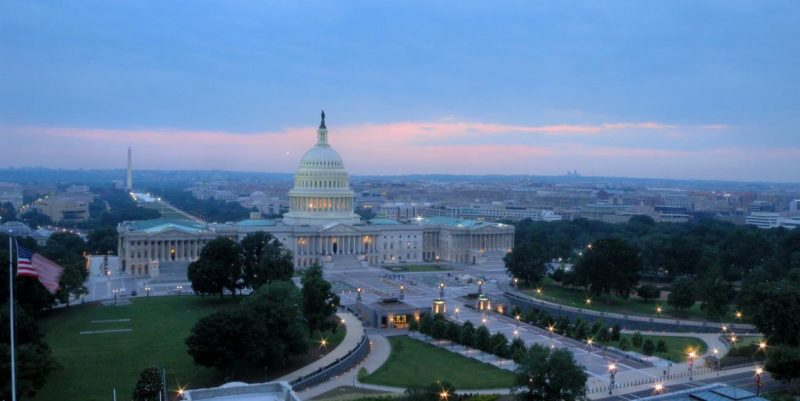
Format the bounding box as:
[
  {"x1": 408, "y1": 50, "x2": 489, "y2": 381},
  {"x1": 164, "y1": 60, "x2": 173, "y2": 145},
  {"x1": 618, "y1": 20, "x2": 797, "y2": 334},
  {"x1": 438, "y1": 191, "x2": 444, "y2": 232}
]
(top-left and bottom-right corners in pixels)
[{"x1": 15, "y1": 243, "x2": 64, "y2": 294}]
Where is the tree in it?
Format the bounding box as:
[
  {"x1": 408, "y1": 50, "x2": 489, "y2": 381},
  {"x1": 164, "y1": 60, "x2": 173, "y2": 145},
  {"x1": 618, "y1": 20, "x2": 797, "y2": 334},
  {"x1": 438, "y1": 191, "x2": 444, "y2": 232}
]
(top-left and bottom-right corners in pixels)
[
  {"x1": 720, "y1": 229, "x2": 772, "y2": 281},
  {"x1": 765, "y1": 345, "x2": 800, "y2": 384},
  {"x1": 419, "y1": 314, "x2": 434, "y2": 336},
  {"x1": 187, "y1": 281, "x2": 310, "y2": 375},
  {"x1": 571, "y1": 238, "x2": 641, "y2": 299},
  {"x1": 185, "y1": 308, "x2": 263, "y2": 374},
  {"x1": 618, "y1": 337, "x2": 630, "y2": 351},
  {"x1": 460, "y1": 321, "x2": 475, "y2": 348},
  {"x1": 611, "y1": 324, "x2": 621, "y2": 341},
  {"x1": 40, "y1": 233, "x2": 89, "y2": 306},
  {"x1": 699, "y1": 272, "x2": 731, "y2": 319},
  {"x1": 631, "y1": 331, "x2": 643, "y2": 348},
  {"x1": 132, "y1": 366, "x2": 162, "y2": 401},
  {"x1": 656, "y1": 340, "x2": 668, "y2": 354},
  {"x1": 475, "y1": 325, "x2": 492, "y2": 353},
  {"x1": 445, "y1": 321, "x2": 461, "y2": 342},
  {"x1": 752, "y1": 281, "x2": 800, "y2": 346},
  {"x1": 491, "y1": 332, "x2": 510, "y2": 358},
  {"x1": 510, "y1": 337, "x2": 527, "y2": 362},
  {"x1": 408, "y1": 317, "x2": 419, "y2": 332},
  {"x1": 431, "y1": 318, "x2": 447, "y2": 340},
  {"x1": 667, "y1": 277, "x2": 696, "y2": 312},
  {"x1": 187, "y1": 237, "x2": 241, "y2": 297},
  {"x1": 636, "y1": 284, "x2": 660, "y2": 302},
  {"x1": 241, "y1": 232, "x2": 294, "y2": 289},
  {"x1": 0, "y1": 304, "x2": 60, "y2": 400},
  {"x1": 642, "y1": 339, "x2": 655, "y2": 355},
  {"x1": 87, "y1": 227, "x2": 118, "y2": 254},
  {"x1": 504, "y1": 242, "x2": 549, "y2": 285},
  {"x1": 301, "y1": 265, "x2": 339, "y2": 336},
  {"x1": 514, "y1": 344, "x2": 588, "y2": 401}
]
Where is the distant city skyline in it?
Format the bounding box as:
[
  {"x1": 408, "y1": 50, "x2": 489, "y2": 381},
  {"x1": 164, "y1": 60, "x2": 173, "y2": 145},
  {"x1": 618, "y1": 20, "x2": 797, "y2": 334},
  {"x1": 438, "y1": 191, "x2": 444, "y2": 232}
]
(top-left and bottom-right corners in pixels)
[{"x1": 1, "y1": 1, "x2": 798, "y2": 182}]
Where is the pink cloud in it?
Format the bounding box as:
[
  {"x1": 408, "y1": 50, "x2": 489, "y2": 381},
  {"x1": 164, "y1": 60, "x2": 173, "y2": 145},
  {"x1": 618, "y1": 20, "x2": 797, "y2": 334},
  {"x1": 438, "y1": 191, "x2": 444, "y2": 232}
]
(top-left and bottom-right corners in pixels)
[{"x1": 1, "y1": 119, "x2": 768, "y2": 179}]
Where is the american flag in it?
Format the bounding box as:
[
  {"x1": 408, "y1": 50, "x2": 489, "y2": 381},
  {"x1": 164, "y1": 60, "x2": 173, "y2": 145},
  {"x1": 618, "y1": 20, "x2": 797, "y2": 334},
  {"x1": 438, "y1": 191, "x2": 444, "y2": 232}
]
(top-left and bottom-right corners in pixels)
[{"x1": 16, "y1": 243, "x2": 64, "y2": 294}]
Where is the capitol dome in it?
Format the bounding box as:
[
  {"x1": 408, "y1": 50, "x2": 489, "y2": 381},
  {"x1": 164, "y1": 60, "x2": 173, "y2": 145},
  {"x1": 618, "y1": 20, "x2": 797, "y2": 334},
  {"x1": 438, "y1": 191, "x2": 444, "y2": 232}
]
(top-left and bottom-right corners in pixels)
[{"x1": 282, "y1": 111, "x2": 361, "y2": 226}]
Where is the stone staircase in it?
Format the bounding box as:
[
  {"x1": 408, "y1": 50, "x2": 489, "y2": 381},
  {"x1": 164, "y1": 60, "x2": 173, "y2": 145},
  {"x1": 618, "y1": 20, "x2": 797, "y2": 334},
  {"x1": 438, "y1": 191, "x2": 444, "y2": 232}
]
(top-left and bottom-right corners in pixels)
[{"x1": 148, "y1": 261, "x2": 190, "y2": 284}]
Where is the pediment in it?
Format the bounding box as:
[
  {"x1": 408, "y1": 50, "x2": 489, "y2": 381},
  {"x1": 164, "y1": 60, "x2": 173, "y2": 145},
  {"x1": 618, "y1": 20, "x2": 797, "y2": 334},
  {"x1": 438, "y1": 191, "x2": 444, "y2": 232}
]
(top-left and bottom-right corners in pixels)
[{"x1": 319, "y1": 223, "x2": 361, "y2": 235}]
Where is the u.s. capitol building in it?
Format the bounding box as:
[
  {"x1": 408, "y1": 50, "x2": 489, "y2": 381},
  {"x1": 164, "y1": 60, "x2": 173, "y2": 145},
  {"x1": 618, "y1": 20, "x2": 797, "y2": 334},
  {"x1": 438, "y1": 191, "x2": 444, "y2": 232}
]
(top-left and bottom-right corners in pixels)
[{"x1": 118, "y1": 113, "x2": 514, "y2": 276}]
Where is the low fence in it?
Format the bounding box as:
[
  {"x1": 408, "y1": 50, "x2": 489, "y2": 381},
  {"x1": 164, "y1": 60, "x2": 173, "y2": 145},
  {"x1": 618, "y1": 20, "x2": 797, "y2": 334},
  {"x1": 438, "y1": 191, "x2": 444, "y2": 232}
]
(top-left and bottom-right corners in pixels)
[{"x1": 290, "y1": 318, "x2": 371, "y2": 391}]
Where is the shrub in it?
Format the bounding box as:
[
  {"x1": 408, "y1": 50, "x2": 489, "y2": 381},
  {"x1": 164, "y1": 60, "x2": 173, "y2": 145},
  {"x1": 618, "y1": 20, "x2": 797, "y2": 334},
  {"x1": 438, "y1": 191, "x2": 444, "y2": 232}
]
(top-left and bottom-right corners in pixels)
[
  {"x1": 642, "y1": 339, "x2": 655, "y2": 355},
  {"x1": 656, "y1": 340, "x2": 668, "y2": 354},
  {"x1": 631, "y1": 331, "x2": 644, "y2": 348},
  {"x1": 618, "y1": 337, "x2": 630, "y2": 351}
]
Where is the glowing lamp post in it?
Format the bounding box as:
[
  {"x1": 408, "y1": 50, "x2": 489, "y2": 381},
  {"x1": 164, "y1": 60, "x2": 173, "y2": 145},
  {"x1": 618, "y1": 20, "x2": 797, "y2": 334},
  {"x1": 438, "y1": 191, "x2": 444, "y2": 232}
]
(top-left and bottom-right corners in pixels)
[
  {"x1": 547, "y1": 324, "x2": 555, "y2": 338},
  {"x1": 356, "y1": 287, "x2": 362, "y2": 303},
  {"x1": 112, "y1": 289, "x2": 118, "y2": 304},
  {"x1": 713, "y1": 348, "x2": 720, "y2": 376},
  {"x1": 656, "y1": 305, "x2": 662, "y2": 315},
  {"x1": 399, "y1": 284, "x2": 405, "y2": 300},
  {"x1": 176, "y1": 285, "x2": 183, "y2": 296},
  {"x1": 145, "y1": 286, "x2": 151, "y2": 297},
  {"x1": 654, "y1": 383, "x2": 664, "y2": 394},
  {"x1": 608, "y1": 363, "x2": 617, "y2": 394},
  {"x1": 755, "y1": 367, "x2": 763, "y2": 396},
  {"x1": 688, "y1": 350, "x2": 697, "y2": 381}
]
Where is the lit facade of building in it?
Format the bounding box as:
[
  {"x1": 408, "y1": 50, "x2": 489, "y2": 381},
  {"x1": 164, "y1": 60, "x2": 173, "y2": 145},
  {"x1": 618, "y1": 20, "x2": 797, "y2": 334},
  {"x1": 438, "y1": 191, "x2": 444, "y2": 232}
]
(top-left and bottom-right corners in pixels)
[{"x1": 118, "y1": 113, "x2": 514, "y2": 276}]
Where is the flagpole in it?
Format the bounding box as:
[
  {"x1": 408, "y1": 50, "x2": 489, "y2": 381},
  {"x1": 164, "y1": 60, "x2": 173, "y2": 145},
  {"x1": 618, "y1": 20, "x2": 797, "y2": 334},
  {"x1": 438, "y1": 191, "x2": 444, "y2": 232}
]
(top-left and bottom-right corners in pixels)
[{"x1": 9, "y1": 236, "x2": 17, "y2": 401}]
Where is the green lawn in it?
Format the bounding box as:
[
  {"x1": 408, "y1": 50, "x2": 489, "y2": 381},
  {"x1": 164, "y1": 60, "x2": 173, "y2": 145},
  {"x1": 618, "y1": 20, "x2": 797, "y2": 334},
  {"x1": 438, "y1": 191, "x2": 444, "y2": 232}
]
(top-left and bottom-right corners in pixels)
[
  {"x1": 362, "y1": 336, "x2": 515, "y2": 389},
  {"x1": 34, "y1": 296, "x2": 346, "y2": 401},
  {"x1": 139, "y1": 200, "x2": 189, "y2": 220},
  {"x1": 521, "y1": 279, "x2": 741, "y2": 322},
  {"x1": 382, "y1": 264, "x2": 452, "y2": 272},
  {"x1": 602, "y1": 334, "x2": 707, "y2": 362}
]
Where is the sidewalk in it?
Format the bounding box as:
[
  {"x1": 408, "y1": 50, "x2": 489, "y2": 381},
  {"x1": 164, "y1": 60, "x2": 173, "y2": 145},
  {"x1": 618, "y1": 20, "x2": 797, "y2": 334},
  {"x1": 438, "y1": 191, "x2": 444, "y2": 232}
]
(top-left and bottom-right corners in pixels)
[
  {"x1": 297, "y1": 334, "x2": 394, "y2": 400},
  {"x1": 279, "y1": 312, "x2": 365, "y2": 383}
]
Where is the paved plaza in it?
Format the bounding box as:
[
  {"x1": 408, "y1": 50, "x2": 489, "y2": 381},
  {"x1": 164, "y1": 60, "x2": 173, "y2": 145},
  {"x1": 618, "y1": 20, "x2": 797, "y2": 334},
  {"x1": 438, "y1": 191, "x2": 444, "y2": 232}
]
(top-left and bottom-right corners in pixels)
[{"x1": 327, "y1": 263, "x2": 711, "y2": 389}]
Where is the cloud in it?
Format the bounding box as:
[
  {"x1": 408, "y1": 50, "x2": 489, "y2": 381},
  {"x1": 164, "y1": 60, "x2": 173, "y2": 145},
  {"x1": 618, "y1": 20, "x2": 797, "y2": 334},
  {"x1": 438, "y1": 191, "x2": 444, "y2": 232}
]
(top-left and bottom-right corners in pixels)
[{"x1": 3, "y1": 119, "x2": 786, "y2": 181}]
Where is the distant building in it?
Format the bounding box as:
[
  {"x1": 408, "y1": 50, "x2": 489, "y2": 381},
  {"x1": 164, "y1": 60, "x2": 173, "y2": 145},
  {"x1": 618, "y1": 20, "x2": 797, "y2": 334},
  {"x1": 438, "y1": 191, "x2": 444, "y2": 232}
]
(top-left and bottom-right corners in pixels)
[
  {"x1": 118, "y1": 113, "x2": 514, "y2": 276},
  {"x1": 0, "y1": 182, "x2": 23, "y2": 209},
  {"x1": 746, "y1": 212, "x2": 799, "y2": 229},
  {"x1": 35, "y1": 192, "x2": 93, "y2": 223},
  {"x1": 790, "y1": 199, "x2": 800, "y2": 214}
]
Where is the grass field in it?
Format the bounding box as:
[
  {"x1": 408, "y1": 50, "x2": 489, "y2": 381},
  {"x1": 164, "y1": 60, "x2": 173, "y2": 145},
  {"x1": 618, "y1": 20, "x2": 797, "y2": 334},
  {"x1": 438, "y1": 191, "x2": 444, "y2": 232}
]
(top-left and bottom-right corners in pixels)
[
  {"x1": 139, "y1": 201, "x2": 189, "y2": 220},
  {"x1": 33, "y1": 296, "x2": 346, "y2": 401},
  {"x1": 601, "y1": 334, "x2": 707, "y2": 362},
  {"x1": 362, "y1": 336, "x2": 515, "y2": 389},
  {"x1": 521, "y1": 279, "x2": 741, "y2": 322},
  {"x1": 381, "y1": 264, "x2": 452, "y2": 272}
]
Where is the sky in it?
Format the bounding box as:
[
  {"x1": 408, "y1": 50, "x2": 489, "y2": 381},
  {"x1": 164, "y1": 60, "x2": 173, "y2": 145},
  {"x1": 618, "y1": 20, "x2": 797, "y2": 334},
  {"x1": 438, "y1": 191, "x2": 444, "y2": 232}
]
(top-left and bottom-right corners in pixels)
[{"x1": 1, "y1": 1, "x2": 799, "y2": 182}]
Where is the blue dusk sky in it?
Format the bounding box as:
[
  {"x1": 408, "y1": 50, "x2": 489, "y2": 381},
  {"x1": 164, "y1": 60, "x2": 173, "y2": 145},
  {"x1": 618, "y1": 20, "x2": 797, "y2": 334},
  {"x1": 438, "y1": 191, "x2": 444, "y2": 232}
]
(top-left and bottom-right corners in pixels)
[{"x1": 1, "y1": 1, "x2": 798, "y2": 181}]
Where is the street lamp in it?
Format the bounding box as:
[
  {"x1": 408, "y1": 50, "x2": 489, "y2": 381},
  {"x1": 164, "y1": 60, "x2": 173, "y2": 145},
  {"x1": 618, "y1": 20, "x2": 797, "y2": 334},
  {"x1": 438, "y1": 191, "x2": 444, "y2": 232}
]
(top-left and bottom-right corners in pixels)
[
  {"x1": 735, "y1": 311, "x2": 743, "y2": 320},
  {"x1": 758, "y1": 340, "x2": 767, "y2": 352},
  {"x1": 755, "y1": 367, "x2": 763, "y2": 396},
  {"x1": 454, "y1": 307, "x2": 460, "y2": 320},
  {"x1": 656, "y1": 305, "x2": 662, "y2": 315},
  {"x1": 713, "y1": 348, "x2": 720, "y2": 376},
  {"x1": 439, "y1": 390, "x2": 449, "y2": 401},
  {"x1": 688, "y1": 350, "x2": 697, "y2": 381},
  {"x1": 513, "y1": 328, "x2": 519, "y2": 337},
  {"x1": 585, "y1": 298, "x2": 592, "y2": 305},
  {"x1": 654, "y1": 383, "x2": 664, "y2": 394},
  {"x1": 608, "y1": 363, "x2": 617, "y2": 394},
  {"x1": 145, "y1": 286, "x2": 151, "y2": 297},
  {"x1": 535, "y1": 287, "x2": 542, "y2": 296},
  {"x1": 587, "y1": 338, "x2": 594, "y2": 348},
  {"x1": 547, "y1": 324, "x2": 555, "y2": 337},
  {"x1": 177, "y1": 285, "x2": 183, "y2": 296},
  {"x1": 112, "y1": 289, "x2": 118, "y2": 304}
]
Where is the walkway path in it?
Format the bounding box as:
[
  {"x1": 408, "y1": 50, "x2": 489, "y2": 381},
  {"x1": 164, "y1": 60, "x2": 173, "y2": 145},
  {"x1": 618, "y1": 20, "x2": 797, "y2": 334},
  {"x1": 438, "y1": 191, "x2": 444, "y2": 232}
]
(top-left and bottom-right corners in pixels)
[
  {"x1": 502, "y1": 284, "x2": 755, "y2": 333},
  {"x1": 296, "y1": 334, "x2": 394, "y2": 400},
  {"x1": 279, "y1": 312, "x2": 364, "y2": 383}
]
